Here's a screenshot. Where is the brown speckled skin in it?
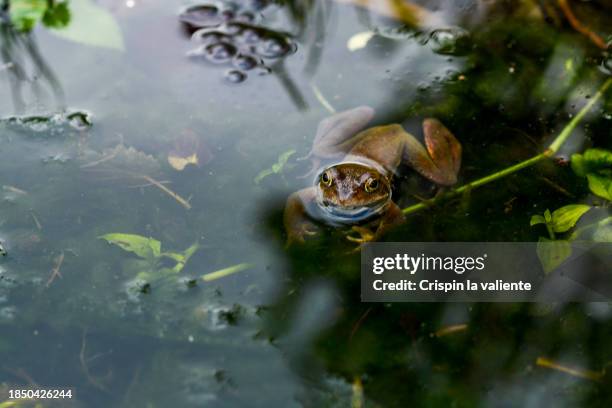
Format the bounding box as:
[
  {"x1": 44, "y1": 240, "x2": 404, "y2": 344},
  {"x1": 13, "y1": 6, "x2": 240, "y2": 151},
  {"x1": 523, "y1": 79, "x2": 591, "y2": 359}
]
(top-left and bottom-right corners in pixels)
[{"x1": 285, "y1": 107, "x2": 461, "y2": 246}]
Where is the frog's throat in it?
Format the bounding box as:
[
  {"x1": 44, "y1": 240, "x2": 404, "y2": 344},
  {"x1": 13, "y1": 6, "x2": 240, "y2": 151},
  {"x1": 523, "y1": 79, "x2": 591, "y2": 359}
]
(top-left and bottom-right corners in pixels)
[{"x1": 315, "y1": 197, "x2": 391, "y2": 225}]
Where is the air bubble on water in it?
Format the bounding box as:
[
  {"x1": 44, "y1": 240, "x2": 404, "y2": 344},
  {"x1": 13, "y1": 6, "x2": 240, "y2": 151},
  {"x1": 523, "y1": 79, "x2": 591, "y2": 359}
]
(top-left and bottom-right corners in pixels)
[
  {"x1": 179, "y1": 5, "x2": 222, "y2": 28},
  {"x1": 220, "y1": 9, "x2": 235, "y2": 21},
  {"x1": 427, "y1": 27, "x2": 471, "y2": 56},
  {"x1": 234, "y1": 25, "x2": 263, "y2": 44},
  {"x1": 224, "y1": 69, "x2": 247, "y2": 83},
  {"x1": 232, "y1": 54, "x2": 259, "y2": 70},
  {"x1": 67, "y1": 111, "x2": 92, "y2": 130},
  {"x1": 236, "y1": 12, "x2": 255, "y2": 22},
  {"x1": 189, "y1": 42, "x2": 237, "y2": 64},
  {"x1": 192, "y1": 29, "x2": 232, "y2": 44},
  {"x1": 255, "y1": 36, "x2": 295, "y2": 58}
]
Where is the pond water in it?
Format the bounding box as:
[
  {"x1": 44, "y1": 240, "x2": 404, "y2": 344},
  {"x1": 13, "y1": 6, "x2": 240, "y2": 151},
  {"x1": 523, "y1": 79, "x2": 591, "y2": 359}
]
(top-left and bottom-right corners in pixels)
[{"x1": 1, "y1": 0, "x2": 612, "y2": 406}]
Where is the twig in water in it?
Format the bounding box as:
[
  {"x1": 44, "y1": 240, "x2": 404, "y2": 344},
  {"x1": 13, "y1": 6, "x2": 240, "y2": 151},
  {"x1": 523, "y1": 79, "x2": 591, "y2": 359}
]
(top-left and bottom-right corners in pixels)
[
  {"x1": 536, "y1": 356, "x2": 603, "y2": 381},
  {"x1": 80, "y1": 328, "x2": 108, "y2": 391},
  {"x1": 349, "y1": 307, "x2": 372, "y2": 342},
  {"x1": 434, "y1": 323, "x2": 468, "y2": 337},
  {"x1": 136, "y1": 174, "x2": 192, "y2": 210},
  {"x1": 202, "y1": 263, "x2": 252, "y2": 282},
  {"x1": 30, "y1": 211, "x2": 42, "y2": 230},
  {"x1": 46, "y1": 251, "x2": 64, "y2": 287},
  {"x1": 558, "y1": 0, "x2": 608, "y2": 50},
  {"x1": 311, "y1": 83, "x2": 336, "y2": 114},
  {"x1": 80, "y1": 150, "x2": 118, "y2": 169}
]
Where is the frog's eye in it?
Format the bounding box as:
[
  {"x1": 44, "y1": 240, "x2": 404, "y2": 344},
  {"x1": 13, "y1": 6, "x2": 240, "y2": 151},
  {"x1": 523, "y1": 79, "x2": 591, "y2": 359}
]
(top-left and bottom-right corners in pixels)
[
  {"x1": 320, "y1": 171, "x2": 333, "y2": 187},
  {"x1": 365, "y1": 177, "x2": 379, "y2": 193}
]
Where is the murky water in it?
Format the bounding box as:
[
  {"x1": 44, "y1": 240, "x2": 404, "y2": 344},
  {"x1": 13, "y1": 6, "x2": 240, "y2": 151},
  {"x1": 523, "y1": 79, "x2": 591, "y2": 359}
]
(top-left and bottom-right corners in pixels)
[{"x1": 1, "y1": 0, "x2": 612, "y2": 406}]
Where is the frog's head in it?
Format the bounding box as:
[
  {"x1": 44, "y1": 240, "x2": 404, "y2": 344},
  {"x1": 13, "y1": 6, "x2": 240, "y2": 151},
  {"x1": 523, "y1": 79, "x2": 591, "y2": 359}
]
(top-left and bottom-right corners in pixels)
[{"x1": 314, "y1": 162, "x2": 391, "y2": 222}]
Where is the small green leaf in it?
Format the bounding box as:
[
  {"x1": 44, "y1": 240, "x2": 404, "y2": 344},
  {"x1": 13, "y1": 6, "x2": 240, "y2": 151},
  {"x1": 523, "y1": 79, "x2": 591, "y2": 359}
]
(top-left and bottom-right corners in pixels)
[
  {"x1": 536, "y1": 237, "x2": 572, "y2": 274},
  {"x1": 530, "y1": 214, "x2": 546, "y2": 226},
  {"x1": 544, "y1": 209, "x2": 552, "y2": 223},
  {"x1": 99, "y1": 233, "x2": 161, "y2": 260},
  {"x1": 9, "y1": 0, "x2": 48, "y2": 32},
  {"x1": 570, "y1": 153, "x2": 586, "y2": 177},
  {"x1": 254, "y1": 149, "x2": 296, "y2": 184},
  {"x1": 550, "y1": 204, "x2": 591, "y2": 233},
  {"x1": 42, "y1": 2, "x2": 71, "y2": 29},
  {"x1": 586, "y1": 174, "x2": 612, "y2": 201},
  {"x1": 49, "y1": 0, "x2": 125, "y2": 51}
]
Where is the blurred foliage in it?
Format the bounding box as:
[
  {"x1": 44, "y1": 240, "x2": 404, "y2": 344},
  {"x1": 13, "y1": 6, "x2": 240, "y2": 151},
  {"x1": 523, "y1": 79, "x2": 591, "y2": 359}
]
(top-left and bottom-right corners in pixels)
[{"x1": 8, "y1": 0, "x2": 70, "y2": 31}]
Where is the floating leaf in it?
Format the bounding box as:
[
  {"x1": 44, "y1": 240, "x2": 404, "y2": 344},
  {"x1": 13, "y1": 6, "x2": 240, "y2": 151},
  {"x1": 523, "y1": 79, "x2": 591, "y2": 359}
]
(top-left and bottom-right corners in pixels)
[
  {"x1": 347, "y1": 31, "x2": 375, "y2": 51},
  {"x1": 49, "y1": 0, "x2": 125, "y2": 51},
  {"x1": 536, "y1": 237, "x2": 572, "y2": 274},
  {"x1": 168, "y1": 152, "x2": 199, "y2": 171},
  {"x1": 551, "y1": 204, "x2": 591, "y2": 233},
  {"x1": 254, "y1": 149, "x2": 296, "y2": 184},
  {"x1": 9, "y1": 0, "x2": 48, "y2": 31},
  {"x1": 99, "y1": 233, "x2": 161, "y2": 260}
]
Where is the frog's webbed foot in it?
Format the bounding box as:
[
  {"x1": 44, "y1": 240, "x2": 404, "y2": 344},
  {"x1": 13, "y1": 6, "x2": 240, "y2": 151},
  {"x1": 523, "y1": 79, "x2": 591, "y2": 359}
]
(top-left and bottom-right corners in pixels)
[
  {"x1": 285, "y1": 221, "x2": 319, "y2": 247},
  {"x1": 346, "y1": 226, "x2": 376, "y2": 243}
]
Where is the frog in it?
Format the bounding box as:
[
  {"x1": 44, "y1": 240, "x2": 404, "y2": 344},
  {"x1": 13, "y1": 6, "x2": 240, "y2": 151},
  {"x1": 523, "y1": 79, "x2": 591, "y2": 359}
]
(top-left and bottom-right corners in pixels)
[{"x1": 283, "y1": 106, "x2": 461, "y2": 246}]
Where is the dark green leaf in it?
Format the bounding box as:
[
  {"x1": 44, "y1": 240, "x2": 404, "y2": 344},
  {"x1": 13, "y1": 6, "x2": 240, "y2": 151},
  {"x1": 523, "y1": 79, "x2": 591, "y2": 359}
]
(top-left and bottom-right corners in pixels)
[{"x1": 42, "y1": 2, "x2": 71, "y2": 29}]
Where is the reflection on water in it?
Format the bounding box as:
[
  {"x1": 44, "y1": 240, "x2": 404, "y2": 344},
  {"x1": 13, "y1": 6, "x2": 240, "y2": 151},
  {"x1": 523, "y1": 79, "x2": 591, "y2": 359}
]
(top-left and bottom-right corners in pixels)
[{"x1": 1, "y1": 0, "x2": 612, "y2": 406}]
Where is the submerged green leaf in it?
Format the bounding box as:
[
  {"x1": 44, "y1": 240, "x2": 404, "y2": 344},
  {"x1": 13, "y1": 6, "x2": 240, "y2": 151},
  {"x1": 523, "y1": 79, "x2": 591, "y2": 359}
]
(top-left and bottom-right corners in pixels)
[
  {"x1": 42, "y1": 2, "x2": 71, "y2": 29},
  {"x1": 9, "y1": 0, "x2": 48, "y2": 32},
  {"x1": 99, "y1": 233, "x2": 161, "y2": 259},
  {"x1": 550, "y1": 204, "x2": 591, "y2": 233},
  {"x1": 48, "y1": 0, "x2": 125, "y2": 50},
  {"x1": 254, "y1": 149, "x2": 296, "y2": 184},
  {"x1": 536, "y1": 237, "x2": 572, "y2": 274},
  {"x1": 586, "y1": 174, "x2": 612, "y2": 201},
  {"x1": 571, "y1": 149, "x2": 612, "y2": 200},
  {"x1": 530, "y1": 214, "x2": 546, "y2": 226}
]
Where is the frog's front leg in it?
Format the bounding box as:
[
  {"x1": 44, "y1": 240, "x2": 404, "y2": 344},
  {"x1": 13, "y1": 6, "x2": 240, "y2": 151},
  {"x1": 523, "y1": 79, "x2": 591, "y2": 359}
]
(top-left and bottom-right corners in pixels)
[
  {"x1": 346, "y1": 202, "x2": 405, "y2": 245},
  {"x1": 284, "y1": 187, "x2": 320, "y2": 246},
  {"x1": 403, "y1": 119, "x2": 462, "y2": 186},
  {"x1": 299, "y1": 106, "x2": 375, "y2": 178}
]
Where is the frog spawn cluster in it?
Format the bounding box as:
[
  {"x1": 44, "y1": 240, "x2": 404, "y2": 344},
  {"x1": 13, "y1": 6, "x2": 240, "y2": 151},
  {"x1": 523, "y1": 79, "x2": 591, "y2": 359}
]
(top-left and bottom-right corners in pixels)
[{"x1": 179, "y1": 2, "x2": 296, "y2": 84}]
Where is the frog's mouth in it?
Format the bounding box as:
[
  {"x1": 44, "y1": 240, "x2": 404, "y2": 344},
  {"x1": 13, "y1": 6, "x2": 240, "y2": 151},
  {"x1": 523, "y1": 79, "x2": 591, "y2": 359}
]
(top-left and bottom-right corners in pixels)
[{"x1": 316, "y1": 199, "x2": 390, "y2": 224}]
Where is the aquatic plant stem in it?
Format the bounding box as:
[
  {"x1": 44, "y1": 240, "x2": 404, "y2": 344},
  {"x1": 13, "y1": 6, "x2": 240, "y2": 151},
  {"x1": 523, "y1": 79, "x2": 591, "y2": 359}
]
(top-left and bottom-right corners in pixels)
[{"x1": 402, "y1": 77, "x2": 612, "y2": 216}]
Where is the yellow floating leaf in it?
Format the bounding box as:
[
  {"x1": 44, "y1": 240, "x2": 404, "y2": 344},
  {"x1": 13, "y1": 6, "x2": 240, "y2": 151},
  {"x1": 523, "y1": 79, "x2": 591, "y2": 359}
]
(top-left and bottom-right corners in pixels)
[
  {"x1": 168, "y1": 153, "x2": 199, "y2": 171},
  {"x1": 347, "y1": 31, "x2": 374, "y2": 51}
]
